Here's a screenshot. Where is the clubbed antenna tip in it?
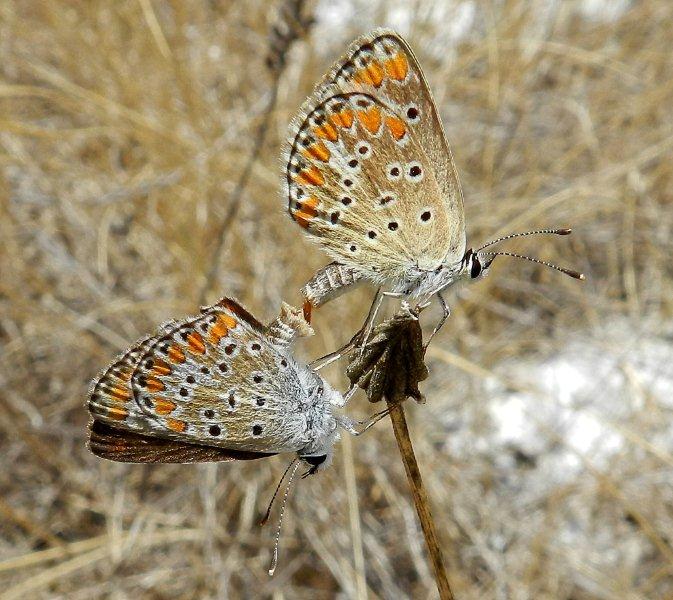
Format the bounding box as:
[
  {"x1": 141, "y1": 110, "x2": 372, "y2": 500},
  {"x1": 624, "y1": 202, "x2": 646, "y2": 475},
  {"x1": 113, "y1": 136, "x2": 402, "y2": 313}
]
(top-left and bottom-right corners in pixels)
[
  {"x1": 476, "y1": 227, "x2": 574, "y2": 252},
  {"x1": 481, "y1": 251, "x2": 585, "y2": 281}
]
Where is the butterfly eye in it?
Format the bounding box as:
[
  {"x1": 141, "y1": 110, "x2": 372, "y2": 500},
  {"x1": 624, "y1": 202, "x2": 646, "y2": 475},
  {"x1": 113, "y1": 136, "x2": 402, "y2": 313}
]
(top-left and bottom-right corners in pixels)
[
  {"x1": 317, "y1": 385, "x2": 324, "y2": 395},
  {"x1": 471, "y1": 256, "x2": 482, "y2": 278}
]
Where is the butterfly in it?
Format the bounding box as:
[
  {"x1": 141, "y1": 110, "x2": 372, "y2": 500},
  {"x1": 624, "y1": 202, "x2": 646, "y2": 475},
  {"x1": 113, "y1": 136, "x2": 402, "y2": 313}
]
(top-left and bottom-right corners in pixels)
[
  {"x1": 87, "y1": 298, "x2": 375, "y2": 474},
  {"x1": 281, "y1": 29, "x2": 583, "y2": 348}
]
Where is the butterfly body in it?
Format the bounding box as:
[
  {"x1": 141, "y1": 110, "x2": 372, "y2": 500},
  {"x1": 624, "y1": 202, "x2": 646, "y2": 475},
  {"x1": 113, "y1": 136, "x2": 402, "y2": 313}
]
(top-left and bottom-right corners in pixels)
[
  {"x1": 287, "y1": 30, "x2": 581, "y2": 327},
  {"x1": 87, "y1": 298, "x2": 345, "y2": 469}
]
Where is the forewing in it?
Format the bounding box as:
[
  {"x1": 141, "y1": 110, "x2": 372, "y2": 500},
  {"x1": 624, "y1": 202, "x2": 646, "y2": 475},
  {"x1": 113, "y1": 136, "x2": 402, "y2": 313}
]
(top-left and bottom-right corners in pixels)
[
  {"x1": 130, "y1": 298, "x2": 313, "y2": 454},
  {"x1": 282, "y1": 29, "x2": 465, "y2": 279}
]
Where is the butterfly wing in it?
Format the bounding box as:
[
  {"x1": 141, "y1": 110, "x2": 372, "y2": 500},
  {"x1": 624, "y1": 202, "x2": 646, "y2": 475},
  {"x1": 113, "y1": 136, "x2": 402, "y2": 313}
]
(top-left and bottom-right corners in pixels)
[
  {"x1": 126, "y1": 298, "x2": 318, "y2": 455},
  {"x1": 88, "y1": 420, "x2": 273, "y2": 463},
  {"x1": 282, "y1": 29, "x2": 466, "y2": 282},
  {"x1": 88, "y1": 333, "x2": 161, "y2": 433}
]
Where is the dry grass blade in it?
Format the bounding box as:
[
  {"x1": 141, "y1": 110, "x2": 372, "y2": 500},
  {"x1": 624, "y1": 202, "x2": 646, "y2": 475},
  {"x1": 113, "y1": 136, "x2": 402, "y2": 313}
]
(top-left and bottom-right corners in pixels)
[{"x1": 199, "y1": 0, "x2": 315, "y2": 305}]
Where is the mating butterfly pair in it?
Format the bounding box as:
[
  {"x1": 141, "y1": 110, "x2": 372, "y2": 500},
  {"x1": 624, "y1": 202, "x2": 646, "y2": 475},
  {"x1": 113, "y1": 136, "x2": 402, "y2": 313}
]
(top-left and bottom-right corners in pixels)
[{"x1": 88, "y1": 29, "x2": 582, "y2": 474}]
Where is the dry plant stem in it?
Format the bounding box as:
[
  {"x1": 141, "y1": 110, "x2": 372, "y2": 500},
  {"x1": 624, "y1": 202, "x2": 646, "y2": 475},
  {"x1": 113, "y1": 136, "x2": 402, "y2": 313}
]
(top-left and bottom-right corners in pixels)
[
  {"x1": 198, "y1": 82, "x2": 280, "y2": 305},
  {"x1": 387, "y1": 402, "x2": 455, "y2": 600}
]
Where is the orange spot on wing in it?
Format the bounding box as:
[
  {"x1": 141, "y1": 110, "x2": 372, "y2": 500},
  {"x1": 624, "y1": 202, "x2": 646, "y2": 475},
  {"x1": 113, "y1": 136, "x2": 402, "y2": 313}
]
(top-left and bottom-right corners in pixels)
[
  {"x1": 330, "y1": 109, "x2": 354, "y2": 129},
  {"x1": 303, "y1": 141, "x2": 330, "y2": 162},
  {"x1": 117, "y1": 366, "x2": 133, "y2": 382},
  {"x1": 208, "y1": 320, "x2": 229, "y2": 345},
  {"x1": 186, "y1": 332, "x2": 205, "y2": 354},
  {"x1": 357, "y1": 107, "x2": 382, "y2": 134},
  {"x1": 296, "y1": 166, "x2": 324, "y2": 187},
  {"x1": 385, "y1": 115, "x2": 407, "y2": 140},
  {"x1": 166, "y1": 418, "x2": 186, "y2": 433},
  {"x1": 109, "y1": 385, "x2": 131, "y2": 401},
  {"x1": 293, "y1": 196, "x2": 320, "y2": 228},
  {"x1": 146, "y1": 377, "x2": 165, "y2": 392},
  {"x1": 168, "y1": 345, "x2": 186, "y2": 364},
  {"x1": 355, "y1": 61, "x2": 384, "y2": 87},
  {"x1": 153, "y1": 398, "x2": 177, "y2": 415},
  {"x1": 220, "y1": 314, "x2": 237, "y2": 329},
  {"x1": 107, "y1": 406, "x2": 129, "y2": 421},
  {"x1": 152, "y1": 359, "x2": 172, "y2": 376},
  {"x1": 313, "y1": 123, "x2": 338, "y2": 142},
  {"x1": 384, "y1": 52, "x2": 409, "y2": 81}
]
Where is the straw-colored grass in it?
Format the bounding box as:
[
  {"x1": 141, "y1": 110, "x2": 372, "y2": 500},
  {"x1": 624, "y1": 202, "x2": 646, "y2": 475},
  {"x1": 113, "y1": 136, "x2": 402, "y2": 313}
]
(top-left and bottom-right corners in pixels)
[{"x1": 2, "y1": 0, "x2": 673, "y2": 597}]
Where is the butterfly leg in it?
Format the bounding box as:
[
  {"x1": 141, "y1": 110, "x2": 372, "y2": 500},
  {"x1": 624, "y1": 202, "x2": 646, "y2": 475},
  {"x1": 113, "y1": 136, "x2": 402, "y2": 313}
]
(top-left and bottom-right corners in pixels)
[
  {"x1": 423, "y1": 292, "x2": 450, "y2": 349},
  {"x1": 356, "y1": 290, "x2": 406, "y2": 359},
  {"x1": 310, "y1": 289, "x2": 405, "y2": 370},
  {"x1": 338, "y1": 408, "x2": 390, "y2": 436},
  {"x1": 310, "y1": 287, "x2": 384, "y2": 370}
]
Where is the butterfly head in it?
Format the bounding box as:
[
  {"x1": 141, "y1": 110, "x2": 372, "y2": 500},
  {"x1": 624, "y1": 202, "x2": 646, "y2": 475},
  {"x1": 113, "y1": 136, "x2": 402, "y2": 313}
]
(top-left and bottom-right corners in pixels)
[
  {"x1": 415, "y1": 228, "x2": 584, "y2": 297},
  {"x1": 460, "y1": 248, "x2": 493, "y2": 282},
  {"x1": 406, "y1": 249, "x2": 486, "y2": 297}
]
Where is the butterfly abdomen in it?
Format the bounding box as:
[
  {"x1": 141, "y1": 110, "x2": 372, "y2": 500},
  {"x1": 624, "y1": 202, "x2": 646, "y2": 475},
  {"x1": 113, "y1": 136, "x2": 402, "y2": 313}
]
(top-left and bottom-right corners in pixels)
[{"x1": 301, "y1": 262, "x2": 364, "y2": 312}]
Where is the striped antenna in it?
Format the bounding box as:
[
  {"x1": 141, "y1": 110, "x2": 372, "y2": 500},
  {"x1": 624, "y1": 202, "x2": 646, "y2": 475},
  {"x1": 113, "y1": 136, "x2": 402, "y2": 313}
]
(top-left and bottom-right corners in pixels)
[
  {"x1": 476, "y1": 228, "x2": 572, "y2": 252},
  {"x1": 480, "y1": 251, "x2": 585, "y2": 280},
  {"x1": 260, "y1": 458, "x2": 298, "y2": 526},
  {"x1": 268, "y1": 461, "x2": 300, "y2": 576}
]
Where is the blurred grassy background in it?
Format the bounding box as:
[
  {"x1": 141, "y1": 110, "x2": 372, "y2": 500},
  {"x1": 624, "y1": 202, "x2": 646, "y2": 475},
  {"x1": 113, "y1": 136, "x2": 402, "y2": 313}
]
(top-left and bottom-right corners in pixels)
[{"x1": 2, "y1": 0, "x2": 673, "y2": 598}]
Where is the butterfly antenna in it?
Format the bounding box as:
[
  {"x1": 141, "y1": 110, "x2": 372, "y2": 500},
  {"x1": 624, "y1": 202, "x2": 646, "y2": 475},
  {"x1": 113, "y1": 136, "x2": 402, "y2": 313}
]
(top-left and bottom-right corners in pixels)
[
  {"x1": 260, "y1": 458, "x2": 298, "y2": 527},
  {"x1": 476, "y1": 228, "x2": 572, "y2": 252},
  {"x1": 481, "y1": 251, "x2": 585, "y2": 280},
  {"x1": 268, "y1": 460, "x2": 300, "y2": 576}
]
